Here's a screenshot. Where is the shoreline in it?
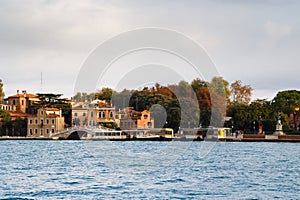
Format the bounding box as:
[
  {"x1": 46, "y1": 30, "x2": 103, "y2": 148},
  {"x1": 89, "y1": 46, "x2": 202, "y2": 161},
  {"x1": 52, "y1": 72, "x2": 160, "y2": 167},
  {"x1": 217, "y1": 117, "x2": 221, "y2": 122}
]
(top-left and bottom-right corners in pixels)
[{"x1": 1, "y1": 135, "x2": 300, "y2": 142}]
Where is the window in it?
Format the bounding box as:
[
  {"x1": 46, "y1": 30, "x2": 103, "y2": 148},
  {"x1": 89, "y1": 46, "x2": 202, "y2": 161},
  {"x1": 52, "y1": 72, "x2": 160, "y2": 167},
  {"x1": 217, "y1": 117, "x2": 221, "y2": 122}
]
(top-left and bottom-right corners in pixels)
[
  {"x1": 22, "y1": 100, "x2": 24, "y2": 106},
  {"x1": 46, "y1": 119, "x2": 49, "y2": 124},
  {"x1": 52, "y1": 119, "x2": 55, "y2": 124},
  {"x1": 99, "y1": 112, "x2": 106, "y2": 118},
  {"x1": 51, "y1": 129, "x2": 55, "y2": 133},
  {"x1": 143, "y1": 114, "x2": 148, "y2": 119},
  {"x1": 99, "y1": 112, "x2": 105, "y2": 118},
  {"x1": 83, "y1": 113, "x2": 86, "y2": 117},
  {"x1": 35, "y1": 119, "x2": 38, "y2": 124},
  {"x1": 40, "y1": 130, "x2": 43, "y2": 136},
  {"x1": 13, "y1": 100, "x2": 16, "y2": 105},
  {"x1": 74, "y1": 112, "x2": 78, "y2": 117},
  {"x1": 110, "y1": 112, "x2": 113, "y2": 118},
  {"x1": 30, "y1": 119, "x2": 33, "y2": 124},
  {"x1": 29, "y1": 129, "x2": 32, "y2": 135},
  {"x1": 35, "y1": 129, "x2": 38, "y2": 134},
  {"x1": 41, "y1": 119, "x2": 44, "y2": 126},
  {"x1": 148, "y1": 122, "x2": 152, "y2": 128},
  {"x1": 41, "y1": 111, "x2": 44, "y2": 115},
  {"x1": 91, "y1": 112, "x2": 94, "y2": 118},
  {"x1": 46, "y1": 129, "x2": 49, "y2": 134}
]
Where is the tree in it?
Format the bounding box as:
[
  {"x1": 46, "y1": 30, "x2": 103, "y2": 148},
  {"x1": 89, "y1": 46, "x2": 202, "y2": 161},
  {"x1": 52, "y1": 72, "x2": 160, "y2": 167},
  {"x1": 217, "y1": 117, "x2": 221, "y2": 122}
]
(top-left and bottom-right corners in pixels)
[
  {"x1": 34, "y1": 93, "x2": 72, "y2": 127},
  {"x1": 95, "y1": 88, "x2": 114, "y2": 103},
  {"x1": 210, "y1": 77, "x2": 230, "y2": 101},
  {"x1": 72, "y1": 92, "x2": 95, "y2": 102},
  {"x1": 0, "y1": 109, "x2": 11, "y2": 136},
  {"x1": 230, "y1": 80, "x2": 252, "y2": 104},
  {"x1": 0, "y1": 79, "x2": 4, "y2": 103},
  {"x1": 112, "y1": 89, "x2": 133, "y2": 109},
  {"x1": 272, "y1": 90, "x2": 300, "y2": 130},
  {"x1": 272, "y1": 90, "x2": 300, "y2": 115},
  {"x1": 13, "y1": 117, "x2": 27, "y2": 137}
]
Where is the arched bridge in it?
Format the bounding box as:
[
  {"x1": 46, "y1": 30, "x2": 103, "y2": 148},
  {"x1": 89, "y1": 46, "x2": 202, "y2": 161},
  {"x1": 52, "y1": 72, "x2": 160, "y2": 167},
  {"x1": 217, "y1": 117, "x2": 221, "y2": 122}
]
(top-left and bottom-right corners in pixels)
[{"x1": 50, "y1": 127, "x2": 124, "y2": 140}]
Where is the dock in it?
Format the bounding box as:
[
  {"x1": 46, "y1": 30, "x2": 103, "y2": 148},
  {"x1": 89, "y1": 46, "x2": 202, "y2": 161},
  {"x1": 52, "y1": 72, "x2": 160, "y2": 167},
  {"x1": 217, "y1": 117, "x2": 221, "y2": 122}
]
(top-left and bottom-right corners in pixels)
[{"x1": 218, "y1": 134, "x2": 300, "y2": 142}]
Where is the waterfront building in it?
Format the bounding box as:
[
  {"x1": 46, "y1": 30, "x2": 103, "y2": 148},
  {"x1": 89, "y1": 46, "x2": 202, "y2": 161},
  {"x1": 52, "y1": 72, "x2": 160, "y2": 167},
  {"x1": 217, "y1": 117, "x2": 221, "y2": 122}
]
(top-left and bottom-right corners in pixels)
[
  {"x1": 0, "y1": 103, "x2": 16, "y2": 111},
  {"x1": 4, "y1": 90, "x2": 39, "y2": 113},
  {"x1": 27, "y1": 107, "x2": 65, "y2": 137},
  {"x1": 87, "y1": 99, "x2": 116, "y2": 128},
  {"x1": 72, "y1": 102, "x2": 89, "y2": 127},
  {"x1": 72, "y1": 99, "x2": 116, "y2": 128},
  {"x1": 119, "y1": 107, "x2": 154, "y2": 130}
]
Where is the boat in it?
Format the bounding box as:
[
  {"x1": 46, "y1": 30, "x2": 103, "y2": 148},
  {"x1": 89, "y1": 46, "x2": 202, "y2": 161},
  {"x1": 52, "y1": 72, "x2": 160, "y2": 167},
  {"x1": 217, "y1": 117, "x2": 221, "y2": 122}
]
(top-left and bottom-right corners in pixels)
[{"x1": 122, "y1": 128, "x2": 174, "y2": 141}]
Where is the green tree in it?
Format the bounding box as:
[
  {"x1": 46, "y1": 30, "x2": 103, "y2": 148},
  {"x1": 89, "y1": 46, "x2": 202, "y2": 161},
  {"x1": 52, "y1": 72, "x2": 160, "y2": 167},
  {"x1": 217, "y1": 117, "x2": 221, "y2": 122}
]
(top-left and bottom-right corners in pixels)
[
  {"x1": 72, "y1": 92, "x2": 95, "y2": 102},
  {"x1": 34, "y1": 93, "x2": 72, "y2": 127},
  {"x1": 95, "y1": 88, "x2": 114, "y2": 103},
  {"x1": 272, "y1": 90, "x2": 300, "y2": 130},
  {"x1": 272, "y1": 90, "x2": 300, "y2": 115},
  {"x1": 13, "y1": 117, "x2": 27, "y2": 137},
  {"x1": 0, "y1": 109, "x2": 11, "y2": 136}
]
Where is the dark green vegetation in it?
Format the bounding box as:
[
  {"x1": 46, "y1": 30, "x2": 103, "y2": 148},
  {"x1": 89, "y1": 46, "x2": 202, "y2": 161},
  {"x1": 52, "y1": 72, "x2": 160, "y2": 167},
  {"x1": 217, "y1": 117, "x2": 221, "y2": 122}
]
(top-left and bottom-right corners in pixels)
[{"x1": 33, "y1": 93, "x2": 72, "y2": 126}]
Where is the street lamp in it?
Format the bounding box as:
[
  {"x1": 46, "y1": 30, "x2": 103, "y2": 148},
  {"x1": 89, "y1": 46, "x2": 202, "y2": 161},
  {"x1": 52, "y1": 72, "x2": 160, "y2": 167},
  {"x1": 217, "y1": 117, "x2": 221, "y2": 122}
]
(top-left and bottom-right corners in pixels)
[{"x1": 294, "y1": 107, "x2": 299, "y2": 130}]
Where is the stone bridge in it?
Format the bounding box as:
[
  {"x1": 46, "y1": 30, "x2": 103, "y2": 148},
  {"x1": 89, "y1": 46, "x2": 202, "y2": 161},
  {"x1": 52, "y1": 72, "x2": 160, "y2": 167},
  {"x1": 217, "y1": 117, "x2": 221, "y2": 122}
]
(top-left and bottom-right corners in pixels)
[{"x1": 50, "y1": 127, "x2": 117, "y2": 140}]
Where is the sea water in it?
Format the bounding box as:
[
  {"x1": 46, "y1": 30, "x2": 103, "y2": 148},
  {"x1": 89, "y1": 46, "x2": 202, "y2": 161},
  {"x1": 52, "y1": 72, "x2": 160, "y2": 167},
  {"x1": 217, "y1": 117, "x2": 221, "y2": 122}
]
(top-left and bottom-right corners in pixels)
[{"x1": 0, "y1": 140, "x2": 299, "y2": 199}]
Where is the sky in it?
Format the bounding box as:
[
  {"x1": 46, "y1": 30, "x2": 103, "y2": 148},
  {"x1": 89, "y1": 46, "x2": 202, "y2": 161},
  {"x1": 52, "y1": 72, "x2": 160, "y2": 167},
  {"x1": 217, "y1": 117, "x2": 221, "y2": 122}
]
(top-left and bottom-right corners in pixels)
[{"x1": 0, "y1": 0, "x2": 299, "y2": 100}]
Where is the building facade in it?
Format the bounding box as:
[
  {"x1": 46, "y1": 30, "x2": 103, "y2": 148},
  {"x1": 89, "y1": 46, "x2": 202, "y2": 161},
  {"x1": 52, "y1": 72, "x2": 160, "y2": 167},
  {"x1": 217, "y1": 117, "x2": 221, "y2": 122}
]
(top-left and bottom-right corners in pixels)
[
  {"x1": 119, "y1": 108, "x2": 154, "y2": 130},
  {"x1": 72, "y1": 102, "x2": 88, "y2": 127},
  {"x1": 4, "y1": 90, "x2": 39, "y2": 113},
  {"x1": 72, "y1": 100, "x2": 116, "y2": 128},
  {"x1": 27, "y1": 107, "x2": 65, "y2": 137},
  {"x1": 87, "y1": 100, "x2": 116, "y2": 128}
]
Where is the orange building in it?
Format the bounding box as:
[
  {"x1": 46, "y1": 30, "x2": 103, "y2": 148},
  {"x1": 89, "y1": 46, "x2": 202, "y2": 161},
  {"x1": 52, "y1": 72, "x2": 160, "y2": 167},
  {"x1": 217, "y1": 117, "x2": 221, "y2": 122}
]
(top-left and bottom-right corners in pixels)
[
  {"x1": 87, "y1": 100, "x2": 116, "y2": 128},
  {"x1": 4, "y1": 90, "x2": 39, "y2": 113},
  {"x1": 119, "y1": 108, "x2": 154, "y2": 130}
]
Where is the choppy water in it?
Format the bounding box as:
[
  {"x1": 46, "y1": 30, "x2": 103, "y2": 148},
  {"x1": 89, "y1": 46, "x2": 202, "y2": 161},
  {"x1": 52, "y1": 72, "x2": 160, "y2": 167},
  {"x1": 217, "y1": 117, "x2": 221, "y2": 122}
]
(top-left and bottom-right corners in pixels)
[{"x1": 0, "y1": 140, "x2": 299, "y2": 199}]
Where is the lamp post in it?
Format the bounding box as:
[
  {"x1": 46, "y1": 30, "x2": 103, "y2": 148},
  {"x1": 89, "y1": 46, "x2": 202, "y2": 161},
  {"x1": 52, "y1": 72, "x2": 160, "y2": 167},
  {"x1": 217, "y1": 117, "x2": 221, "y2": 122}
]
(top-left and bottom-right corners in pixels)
[{"x1": 294, "y1": 107, "x2": 299, "y2": 130}]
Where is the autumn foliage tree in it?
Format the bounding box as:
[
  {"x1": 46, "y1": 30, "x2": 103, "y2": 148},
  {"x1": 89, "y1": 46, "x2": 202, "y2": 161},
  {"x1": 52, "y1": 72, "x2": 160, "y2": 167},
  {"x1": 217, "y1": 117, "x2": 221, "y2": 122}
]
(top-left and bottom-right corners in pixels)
[
  {"x1": 0, "y1": 79, "x2": 4, "y2": 103},
  {"x1": 230, "y1": 80, "x2": 252, "y2": 104}
]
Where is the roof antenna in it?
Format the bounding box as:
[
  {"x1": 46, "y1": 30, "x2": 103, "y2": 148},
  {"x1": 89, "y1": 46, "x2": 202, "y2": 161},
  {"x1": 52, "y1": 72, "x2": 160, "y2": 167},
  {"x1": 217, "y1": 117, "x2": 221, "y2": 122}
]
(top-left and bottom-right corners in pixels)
[{"x1": 40, "y1": 72, "x2": 43, "y2": 93}]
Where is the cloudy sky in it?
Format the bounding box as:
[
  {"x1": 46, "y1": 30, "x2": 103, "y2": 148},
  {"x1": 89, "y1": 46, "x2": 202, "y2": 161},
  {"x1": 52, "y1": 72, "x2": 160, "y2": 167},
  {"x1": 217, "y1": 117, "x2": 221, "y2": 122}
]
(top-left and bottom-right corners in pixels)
[{"x1": 1, "y1": 0, "x2": 299, "y2": 100}]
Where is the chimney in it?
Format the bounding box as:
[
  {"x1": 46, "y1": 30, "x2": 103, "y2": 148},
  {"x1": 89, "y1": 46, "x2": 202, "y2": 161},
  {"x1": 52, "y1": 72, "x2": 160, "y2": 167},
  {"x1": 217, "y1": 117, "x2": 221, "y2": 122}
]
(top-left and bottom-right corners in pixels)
[
  {"x1": 22, "y1": 90, "x2": 27, "y2": 95},
  {"x1": 17, "y1": 90, "x2": 19, "y2": 94}
]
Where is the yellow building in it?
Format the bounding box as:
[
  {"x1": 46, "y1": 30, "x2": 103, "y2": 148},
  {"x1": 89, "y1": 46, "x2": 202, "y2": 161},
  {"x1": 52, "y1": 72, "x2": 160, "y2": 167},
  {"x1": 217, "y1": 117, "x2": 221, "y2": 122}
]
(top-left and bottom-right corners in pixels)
[
  {"x1": 27, "y1": 107, "x2": 65, "y2": 137},
  {"x1": 87, "y1": 100, "x2": 116, "y2": 128},
  {"x1": 137, "y1": 110, "x2": 154, "y2": 129},
  {"x1": 4, "y1": 90, "x2": 39, "y2": 113}
]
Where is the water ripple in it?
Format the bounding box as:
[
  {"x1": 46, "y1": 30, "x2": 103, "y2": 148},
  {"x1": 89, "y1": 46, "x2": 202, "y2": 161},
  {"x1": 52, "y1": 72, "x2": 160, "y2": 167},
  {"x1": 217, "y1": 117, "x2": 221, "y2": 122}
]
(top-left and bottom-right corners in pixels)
[{"x1": 0, "y1": 141, "x2": 299, "y2": 199}]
